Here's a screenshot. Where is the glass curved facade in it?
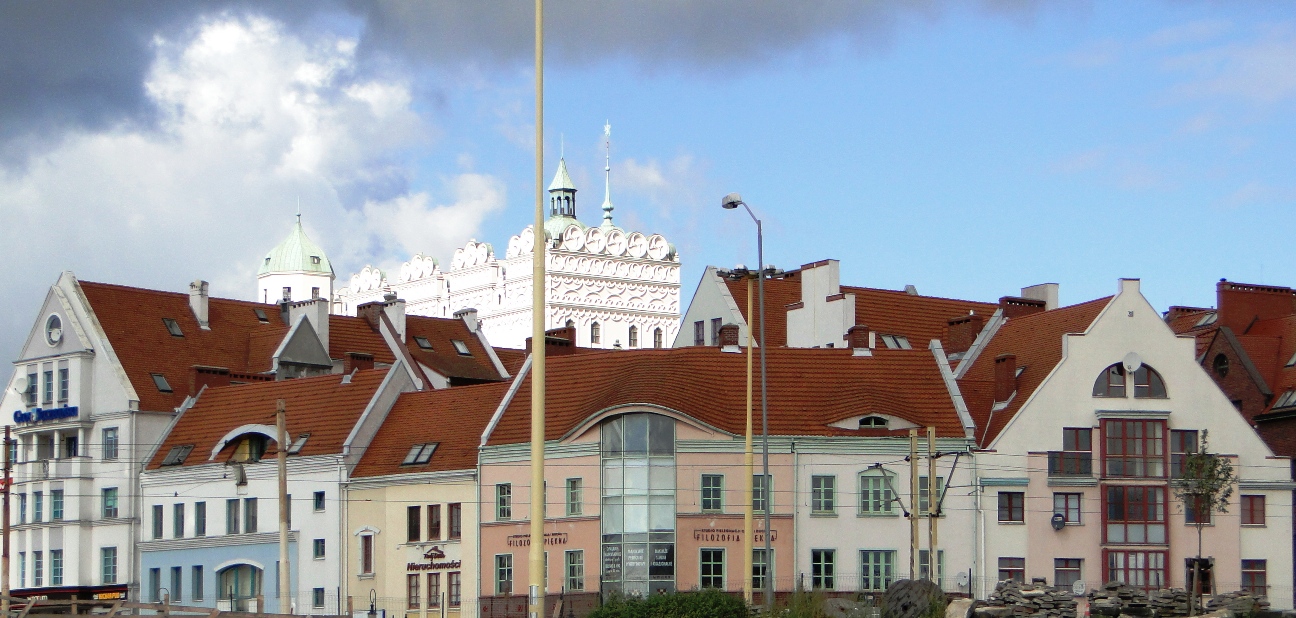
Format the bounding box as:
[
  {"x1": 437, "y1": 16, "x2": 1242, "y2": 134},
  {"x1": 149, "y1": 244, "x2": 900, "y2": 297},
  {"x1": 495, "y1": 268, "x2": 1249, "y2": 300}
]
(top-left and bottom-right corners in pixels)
[{"x1": 600, "y1": 414, "x2": 675, "y2": 597}]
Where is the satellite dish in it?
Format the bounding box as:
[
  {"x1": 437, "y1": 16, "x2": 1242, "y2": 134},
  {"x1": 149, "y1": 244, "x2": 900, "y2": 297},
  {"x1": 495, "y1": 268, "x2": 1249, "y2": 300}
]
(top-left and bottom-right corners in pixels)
[
  {"x1": 1050, "y1": 512, "x2": 1066, "y2": 531},
  {"x1": 1122, "y1": 352, "x2": 1143, "y2": 374},
  {"x1": 12, "y1": 376, "x2": 27, "y2": 394},
  {"x1": 1072, "y1": 580, "x2": 1087, "y2": 596},
  {"x1": 956, "y1": 571, "x2": 970, "y2": 588}
]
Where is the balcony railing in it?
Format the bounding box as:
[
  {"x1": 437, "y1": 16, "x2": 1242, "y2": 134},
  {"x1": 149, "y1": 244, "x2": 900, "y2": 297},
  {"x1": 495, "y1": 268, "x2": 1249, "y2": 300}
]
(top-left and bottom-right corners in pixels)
[{"x1": 1048, "y1": 451, "x2": 1092, "y2": 476}]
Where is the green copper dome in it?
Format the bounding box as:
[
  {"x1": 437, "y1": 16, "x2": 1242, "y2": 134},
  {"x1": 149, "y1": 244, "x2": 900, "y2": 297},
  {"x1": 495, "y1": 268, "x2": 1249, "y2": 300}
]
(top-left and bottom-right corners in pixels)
[{"x1": 258, "y1": 218, "x2": 335, "y2": 276}]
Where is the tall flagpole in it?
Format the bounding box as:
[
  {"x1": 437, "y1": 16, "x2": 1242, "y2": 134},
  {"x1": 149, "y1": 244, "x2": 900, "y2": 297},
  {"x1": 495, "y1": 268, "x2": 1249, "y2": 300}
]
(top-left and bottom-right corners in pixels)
[{"x1": 528, "y1": 1, "x2": 547, "y2": 617}]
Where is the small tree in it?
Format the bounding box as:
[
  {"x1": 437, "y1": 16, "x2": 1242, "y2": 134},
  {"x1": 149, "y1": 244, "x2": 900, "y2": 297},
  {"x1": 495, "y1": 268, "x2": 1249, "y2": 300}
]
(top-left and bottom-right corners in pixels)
[{"x1": 1172, "y1": 430, "x2": 1236, "y2": 615}]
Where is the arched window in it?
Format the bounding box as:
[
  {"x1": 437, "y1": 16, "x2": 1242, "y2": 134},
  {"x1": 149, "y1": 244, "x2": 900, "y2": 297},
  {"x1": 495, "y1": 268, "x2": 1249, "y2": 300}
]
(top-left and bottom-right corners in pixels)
[
  {"x1": 591, "y1": 322, "x2": 601, "y2": 344},
  {"x1": 1133, "y1": 365, "x2": 1167, "y2": 398},
  {"x1": 628, "y1": 326, "x2": 639, "y2": 348},
  {"x1": 1093, "y1": 364, "x2": 1126, "y2": 398},
  {"x1": 1212, "y1": 354, "x2": 1229, "y2": 378},
  {"x1": 218, "y1": 564, "x2": 263, "y2": 611},
  {"x1": 653, "y1": 328, "x2": 663, "y2": 349},
  {"x1": 565, "y1": 319, "x2": 575, "y2": 328},
  {"x1": 859, "y1": 416, "x2": 888, "y2": 428},
  {"x1": 231, "y1": 435, "x2": 269, "y2": 463}
]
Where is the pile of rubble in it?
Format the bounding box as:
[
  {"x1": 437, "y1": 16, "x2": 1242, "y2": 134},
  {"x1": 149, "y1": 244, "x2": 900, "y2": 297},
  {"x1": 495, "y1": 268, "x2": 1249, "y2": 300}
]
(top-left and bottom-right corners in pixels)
[
  {"x1": 1205, "y1": 590, "x2": 1270, "y2": 615},
  {"x1": 975, "y1": 579, "x2": 1077, "y2": 618},
  {"x1": 1088, "y1": 582, "x2": 1269, "y2": 618}
]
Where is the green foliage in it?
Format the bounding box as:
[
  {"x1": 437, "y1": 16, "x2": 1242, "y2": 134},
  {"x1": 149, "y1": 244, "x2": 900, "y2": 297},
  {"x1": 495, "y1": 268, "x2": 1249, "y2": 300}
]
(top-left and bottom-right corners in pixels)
[
  {"x1": 922, "y1": 595, "x2": 948, "y2": 618},
  {"x1": 1171, "y1": 430, "x2": 1238, "y2": 557},
  {"x1": 775, "y1": 588, "x2": 828, "y2": 618},
  {"x1": 587, "y1": 589, "x2": 748, "y2": 618}
]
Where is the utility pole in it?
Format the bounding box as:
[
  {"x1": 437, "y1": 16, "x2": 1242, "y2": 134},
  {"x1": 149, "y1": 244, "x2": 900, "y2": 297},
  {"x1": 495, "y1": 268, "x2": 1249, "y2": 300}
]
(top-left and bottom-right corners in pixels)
[
  {"x1": 742, "y1": 276, "x2": 754, "y2": 606},
  {"x1": 909, "y1": 429, "x2": 918, "y2": 580},
  {"x1": 528, "y1": 2, "x2": 547, "y2": 618},
  {"x1": 2, "y1": 426, "x2": 10, "y2": 615},
  {"x1": 927, "y1": 427, "x2": 938, "y2": 584},
  {"x1": 278, "y1": 400, "x2": 291, "y2": 615}
]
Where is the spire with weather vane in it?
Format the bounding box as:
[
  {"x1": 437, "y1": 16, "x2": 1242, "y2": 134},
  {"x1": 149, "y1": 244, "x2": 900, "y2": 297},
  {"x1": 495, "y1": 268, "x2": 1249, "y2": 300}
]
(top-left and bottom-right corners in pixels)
[{"x1": 601, "y1": 121, "x2": 615, "y2": 229}]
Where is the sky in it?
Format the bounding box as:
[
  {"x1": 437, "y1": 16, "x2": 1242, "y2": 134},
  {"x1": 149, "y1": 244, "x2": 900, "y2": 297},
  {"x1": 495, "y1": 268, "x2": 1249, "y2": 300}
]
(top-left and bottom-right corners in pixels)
[{"x1": 1, "y1": 1, "x2": 1294, "y2": 358}]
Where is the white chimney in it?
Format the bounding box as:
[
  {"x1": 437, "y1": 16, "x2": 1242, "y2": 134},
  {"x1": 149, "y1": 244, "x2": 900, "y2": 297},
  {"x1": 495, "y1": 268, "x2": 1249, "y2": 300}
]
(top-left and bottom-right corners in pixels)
[
  {"x1": 189, "y1": 280, "x2": 210, "y2": 330},
  {"x1": 454, "y1": 308, "x2": 480, "y2": 333},
  {"x1": 1020, "y1": 283, "x2": 1060, "y2": 311}
]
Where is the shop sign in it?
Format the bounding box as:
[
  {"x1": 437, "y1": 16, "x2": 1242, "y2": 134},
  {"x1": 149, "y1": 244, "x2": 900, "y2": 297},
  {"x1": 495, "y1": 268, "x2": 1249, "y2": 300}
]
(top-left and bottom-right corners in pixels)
[
  {"x1": 13, "y1": 406, "x2": 78, "y2": 424},
  {"x1": 649, "y1": 544, "x2": 674, "y2": 579},
  {"x1": 691, "y1": 527, "x2": 777, "y2": 543},
  {"x1": 601, "y1": 544, "x2": 622, "y2": 580},
  {"x1": 505, "y1": 532, "x2": 568, "y2": 547},
  {"x1": 93, "y1": 591, "x2": 128, "y2": 600},
  {"x1": 407, "y1": 546, "x2": 461, "y2": 571}
]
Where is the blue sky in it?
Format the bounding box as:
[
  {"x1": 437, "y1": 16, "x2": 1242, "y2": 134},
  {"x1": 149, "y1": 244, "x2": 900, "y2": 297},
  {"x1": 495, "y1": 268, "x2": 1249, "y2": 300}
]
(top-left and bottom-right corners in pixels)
[{"x1": 1, "y1": 2, "x2": 1293, "y2": 356}]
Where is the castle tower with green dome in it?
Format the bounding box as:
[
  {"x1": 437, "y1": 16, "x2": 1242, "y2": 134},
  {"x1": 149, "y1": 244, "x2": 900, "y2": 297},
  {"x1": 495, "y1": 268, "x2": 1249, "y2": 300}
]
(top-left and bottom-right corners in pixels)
[{"x1": 256, "y1": 215, "x2": 336, "y2": 304}]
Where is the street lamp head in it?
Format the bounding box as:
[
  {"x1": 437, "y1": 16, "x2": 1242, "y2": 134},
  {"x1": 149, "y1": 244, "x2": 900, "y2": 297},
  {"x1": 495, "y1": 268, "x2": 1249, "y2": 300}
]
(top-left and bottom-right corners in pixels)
[{"x1": 721, "y1": 192, "x2": 743, "y2": 210}]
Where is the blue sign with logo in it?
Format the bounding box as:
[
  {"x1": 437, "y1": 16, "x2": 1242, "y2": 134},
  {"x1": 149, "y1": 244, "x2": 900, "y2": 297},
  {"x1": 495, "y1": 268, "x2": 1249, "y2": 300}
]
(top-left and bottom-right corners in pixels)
[{"x1": 13, "y1": 406, "x2": 78, "y2": 424}]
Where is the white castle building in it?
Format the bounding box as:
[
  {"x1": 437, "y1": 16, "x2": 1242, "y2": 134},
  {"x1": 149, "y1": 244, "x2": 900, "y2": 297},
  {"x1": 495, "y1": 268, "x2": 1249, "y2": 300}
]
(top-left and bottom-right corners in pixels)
[{"x1": 260, "y1": 129, "x2": 682, "y2": 350}]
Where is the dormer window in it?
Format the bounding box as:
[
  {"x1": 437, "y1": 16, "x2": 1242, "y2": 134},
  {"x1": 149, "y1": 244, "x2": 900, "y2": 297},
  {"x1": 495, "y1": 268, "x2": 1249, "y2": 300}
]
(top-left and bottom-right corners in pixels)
[
  {"x1": 311, "y1": 256, "x2": 321, "y2": 265},
  {"x1": 162, "y1": 318, "x2": 183, "y2": 338},
  {"x1": 451, "y1": 340, "x2": 471, "y2": 356},
  {"x1": 880, "y1": 334, "x2": 911, "y2": 349},
  {"x1": 414, "y1": 336, "x2": 433, "y2": 350},
  {"x1": 859, "y1": 416, "x2": 888, "y2": 429},
  {"x1": 231, "y1": 435, "x2": 268, "y2": 463}
]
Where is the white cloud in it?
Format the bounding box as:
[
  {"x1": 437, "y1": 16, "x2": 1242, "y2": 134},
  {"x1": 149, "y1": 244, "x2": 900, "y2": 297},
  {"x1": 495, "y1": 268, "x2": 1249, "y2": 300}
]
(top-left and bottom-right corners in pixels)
[
  {"x1": 0, "y1": 14, "x2": 502, "y2": 357},
  {"x1": 1164, "y1": 24, "x2": 1296, "y2": 105}
]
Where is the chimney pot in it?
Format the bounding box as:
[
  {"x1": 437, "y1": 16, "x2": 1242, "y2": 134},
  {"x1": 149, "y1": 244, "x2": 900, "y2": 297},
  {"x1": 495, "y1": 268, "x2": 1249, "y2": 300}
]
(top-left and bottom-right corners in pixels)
[{"x1": 994, "y1": 353, "x2": 1017, "y2": 402}]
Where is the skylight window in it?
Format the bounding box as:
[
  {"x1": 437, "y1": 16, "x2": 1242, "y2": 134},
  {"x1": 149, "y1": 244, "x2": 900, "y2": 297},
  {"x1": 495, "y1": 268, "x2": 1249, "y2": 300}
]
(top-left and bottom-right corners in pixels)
[
  {"x1": 880, "y1": 334, "x2": 911, "y2": 349},
  {"x1": 402, "y1": 443, "x2": 438, "y2": 465},
  {"x1": 414, "y1": 336, "x2": 433, "y2": 350},
  {"x1": 151, "y1": 373, "x2": 173, "y2": 393},
  {"x1": 1015, "y1": 366, "x2": 1026, "y2": 378},
  {"x1": 1275, "y1": 390, "x2": 1296, "y2": 409},
  {"x1": 286, "y1": 433, "x2": 311, "y2": 454},
  {"x1": 160, "y1": 444, "x2": 194, "y2": 466},
  {"x1": 1195, "y1": 312, "x2": 1218, "y2": 327},
  {"x1": 253, "y1": 308, "x2": 269, "y2": 323},
  {"x1": 1286, "y1": 351, "x2": 1296, "y2": 368},
  {"x1": 162, "y1": 318, "x2": 184, "y2": 337},
  {"x1": 452, "y1": 340, "x2": 472, "y2": 356}
]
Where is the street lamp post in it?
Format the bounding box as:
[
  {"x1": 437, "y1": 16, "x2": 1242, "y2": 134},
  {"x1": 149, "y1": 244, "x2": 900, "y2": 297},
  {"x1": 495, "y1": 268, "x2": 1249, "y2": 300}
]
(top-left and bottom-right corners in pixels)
[{"x1": 721, "y1": 193, "x2": 773, "y2": 612}]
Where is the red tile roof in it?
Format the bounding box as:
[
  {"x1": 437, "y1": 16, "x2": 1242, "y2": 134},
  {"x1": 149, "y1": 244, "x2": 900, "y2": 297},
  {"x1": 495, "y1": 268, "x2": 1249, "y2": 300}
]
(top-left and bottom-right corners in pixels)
[
  {"x1": 79, "y1": 281, "x2": 289, "y2": 412},
  {"x1": 958, "y1": 297, "x2": 1112, "y2": 447},
  {"x1": 352, "y1": 380, "x2": 514, "y2": 478},
  {"x1": 328, "y1": 315, "x2": 394, "y2": 364},
  {"x1": 146, "y1": 368, "x2": 391, "y2": 469},
  {"x1": 485, "y1": 346, "x2": 966, "y2": 446},
  {"x1": 493, "y1": 347, "x2": 528, "y2": 376},
  {"x1": 405, "y1": 316, "x2": 502, "y2": 383},
  {"x1": 723, "y1": 274, "x2": 801, "y2": 347}
]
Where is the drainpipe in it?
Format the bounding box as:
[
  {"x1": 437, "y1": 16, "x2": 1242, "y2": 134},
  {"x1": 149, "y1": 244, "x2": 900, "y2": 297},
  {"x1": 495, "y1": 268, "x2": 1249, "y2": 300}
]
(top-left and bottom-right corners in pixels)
[
  {"x1": 972, "y1": 450, "x2": 982, "y2": 599},
  {"x1": 792, "y1": 439, "x2": 798, "y2": 593}
]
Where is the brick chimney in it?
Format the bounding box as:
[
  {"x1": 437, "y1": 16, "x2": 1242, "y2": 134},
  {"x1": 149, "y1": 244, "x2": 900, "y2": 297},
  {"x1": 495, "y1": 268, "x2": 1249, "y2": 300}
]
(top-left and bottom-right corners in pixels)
[
  {"x1": 994, "y1": 354, "x2": 1017, "y2": 402},
  {"x1": 1166, "y1": 306, "x2": 1212, "y2": 322},
  {"x1": 847, "y1": 324, "x2": 872, "y2": 357},
  {"x1": 344, "y1": 352, "x2": 374, "y2": 374},
  {"x1": 188, "y1": 280, "x2": 210, "y2": 330},
  {"x1": 525, "y1": 326, "x2": 579, "y2": 356},
  {"x1": 944, "y1": 312, "x2": 984, "y2": 355},
  {"x1": 718, "y1": 323, "x2": 741, "y2": 352},
  {"x1": 189, "y1": 365, "x2": 230, "y2": 395},
  {"x1": 999, "y1": 296, "x2": 1046, "y2": 319},
  {"x1": 1216, "y1": 280, "x2": 1296, "y2": 334}
]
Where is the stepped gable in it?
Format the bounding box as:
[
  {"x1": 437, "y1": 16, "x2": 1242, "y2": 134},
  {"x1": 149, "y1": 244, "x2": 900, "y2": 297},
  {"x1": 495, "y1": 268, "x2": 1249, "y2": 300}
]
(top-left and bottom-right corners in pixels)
[
  {"x1": 484, "y1": 346, "x2": 965, "y2": 446},
  {"x1": 79, "y1": 281, "x2": 288, "y2": 412},
  {"x1": 405, "y1": 315, "x2": 503, "y2": 383},
  {"x1": 958, "y1": 296, "x2": 1112, "y2": 447},
  {"x1": 352, "y1": 380, "x2": 513, "y2": 478},
  {"x1": 147, "y1": 368, "x2": 390, "y2": 469}
]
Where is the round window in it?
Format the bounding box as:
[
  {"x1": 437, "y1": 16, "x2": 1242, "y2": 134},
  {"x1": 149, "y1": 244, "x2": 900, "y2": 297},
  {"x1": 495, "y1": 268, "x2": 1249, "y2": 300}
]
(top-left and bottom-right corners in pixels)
[
  {"x1": 45, "y1": 314, "x2": 63, "y2": 346},
  {"x1": 1213, "y1": 353, "x2": 1229, "y2": 378}
]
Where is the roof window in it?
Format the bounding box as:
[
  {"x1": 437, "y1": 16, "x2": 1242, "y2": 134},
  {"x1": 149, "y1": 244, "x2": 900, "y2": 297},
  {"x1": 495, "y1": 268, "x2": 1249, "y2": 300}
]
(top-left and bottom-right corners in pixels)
[
  {"x1": 162, "y1": 318, "x2": 184, "y2": 337},
  {"x1": 286, "y1": 433, "x2": 310, "y2": 454},
  {"x1": 151, "y1": 373, "x2": 173, "y2": 393},
  {"x1": 402, "y1": 443, "x2": 438, "y2": 465},
  {"x1": 452, "y1": 340, "x2": 472, "y2": 356},
  {"x1": 254, "y1": 308, "x2": 269, "y2": 323},
  {"x1": 414, "y1": 336, "x2": 433, "y2": 350},
  {"x1": 1275, "y1": 390, "x2": 1296, "y2": 409},
  {"x1": 264, "y1": 257, "x2": 271, "y2": 265},
  {"x1": 880, "y1": 334, "x2": 911, "y2": 349},
  {"x1": 1195, "y1": 312, "x2": 1218, "y2": 327},
  {"x1": 311, "y1": 256, "x2": 321, "y2": 265},
  {"x1": 859, "y1": 416, "x2": 888, "y2": 428},
  {"x1": 1286, "y1": 351, "x2": 1296, "y2": 368},
  {"x1": 160, "y1": 444, "x2": 194, "y2": 466}
]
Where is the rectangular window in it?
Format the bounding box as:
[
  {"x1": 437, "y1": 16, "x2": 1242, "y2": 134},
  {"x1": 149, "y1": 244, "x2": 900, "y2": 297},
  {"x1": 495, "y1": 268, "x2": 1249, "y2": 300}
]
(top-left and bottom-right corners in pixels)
[
  {"x1": 1104, "y1": 419, "x2": 1166, "y2": 478},
  {"x1": 710, "y1": 318, "x2": 722, "y2": 345},
  {"x1": 244, "y1": 497, "x2": 257, "y2": 533},
  {"x1": 101, "y1": 547, "x2": 117, "y2": 584},
  {"x1": 1105, "y1": 486, "x2": 1167, "y2": 544},
  {"x1": 25, "y1": 368, "x2": 37, "y2": 407},
  {"x1": 58, "y1": 368, "x2": 69, "y2": 403},
  {"x1": 282, "y1": 287, "x2": 291, "y2": 301},
  {"x1": 43, "y1": 369, "x2": 53, "y2": 404},
  {"x1": 694, "y1": 321, "x2": 705, "y2": 346},
  {"x1": 1055, "y1": 559, "x2": 1082, "y2": 588},
  {"x1": 448, "y1": 572, "x2": 461, "y2": 607},
  {"x1": 152, "y1": 504, "x2": 163, "y2": 539},
  {"x1": 1050, "y1": 428, "x2": 1094, "y2": 476},
  {"x1": 753, "y1": 549, "x2": 771, "y2": 592},
  {"x1": 919, "y1": 549, "x2": 944, "y2": 585},
  {"x1": 753, "y1": 474, "x2": 772, "y2": 513},
  {"x1": 427, "y1": 573, "x2": 440, "y2": 607},
  {"x1": 1242, "y1": 495, "x2": 1266, "y2": 525},
  {"x1": 566, "y1": 478, "x2": 583, "y2": 516},
  {"x1": 195, "y1": 502, "x2": 206, "y2": 536},
  {"x1": 33, "y1": 551, "x2": 42, "y2": 587},
  {"x1": 449, "y1": 503, "x2": 462, "y2": 539},
  {"x1": 360, "y1": 534, "x2": 374, "y2": 574},
  {"x1": 428, "y1": 504, "x2": 442, "y2": 540},
  {"x1": 811, "y1": 475, "x2": 836, "y2": 513},
  {"x1": 18, "y1": 552, "x2": 25, "y2": 587},
  {"x1": 496, "y1": 484, "x2": 512, "y2": 520},
  {"x1": 998, "y1": 492, "x2": 1024, "y2": 522},
  {"x1": 33, "y1": 491, "x2": 42, "y2": 523},
  {"x1": 171, "y1": 567, "x2": 181, "y2": 603},
  {"x1": 314, "y1": 491, "x2": 326, "y2": 511},
  {"x1": 407, "y1": 574, "x2": 420, "y2": 610},
  {"x1": 51, "y1": 490, "x2": 63, "y2": 520},
  {"x1": 102, "y1": 488, "x2": 118, "y2": 519},
  {"x1": 174, "y1": 503, "x2": 185, "y2": 538},
  {"x1": 149, "y1": 567, "x2": 161, "y2": 602},
  {"x1": 226, "y1": 499, "x2": 240, "y2": 534},
  {"x1": 50, "y1": 550, "x2": 63, "y2": 586},
  {"x1": 918, "y1": 476, "x2": 944, "y2": 516},
  {"x1": 17, "y1": 493, "x2": 26, "y2": 524},
  {"x1": 700, "y1": 548, "x2": 725, "y2": 588},
  {"x1": 314, "y1": 539, "x2": 326, "y2": 559},
  {"x1": 63, "y1": 435, "x2": 77, "y2": 458},
  {"x1": 102, "y1": 428, "x2": 119, "y2": 460},
  {"x1": 495, "y1": 554, "x2": 513, "y2": 595},
  {"x1": 1185, "y1": 495, "x2": 1212, "y2": 524},
  {"x1": 1170, "y1": 430, "x2": 1199, "y2": 479},
  {"x1": 701, "y1": 474, "x2": 724, "y2": 512},
  {"x1": 1106, "y1": 550, "x2": 1167, "y2": 590},
  {"x1": 566, "y1": 550, "x2": 585, "y2": 592},
  {"x1": 998, "y1": 557, "x2": 1025, "y2": 583},
  {"x1": 1242, "y1": 560, "x2": 1267, "y2": 595},
  {"x1": 860, "y1": 550, "x2": 896, "y2": 591},
  {"x1": 811, "y1": 549, "x2": 836, "y2": 590},
  {"x1": 193, "y1": 565, "x2": 203, "y2": 601},
  {"x1": 407, "y1": 505, "x2": 421, "y2": 542},
  {"x1": 313, "y1": 588, "x2": 325, "y2": 609},
  {"x1": 860, "y1": 472, "x2": 894, "y2": 514},
  {"x1": 1053, "y1": 492, "x2": 1082, "y2": 524}
]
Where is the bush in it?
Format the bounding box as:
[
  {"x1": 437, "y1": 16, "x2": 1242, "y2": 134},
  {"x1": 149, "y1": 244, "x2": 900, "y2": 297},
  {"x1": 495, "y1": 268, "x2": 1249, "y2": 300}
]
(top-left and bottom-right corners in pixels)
[{"x1": 587, "y1": 589, "x2": 748, "y2": 618}]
